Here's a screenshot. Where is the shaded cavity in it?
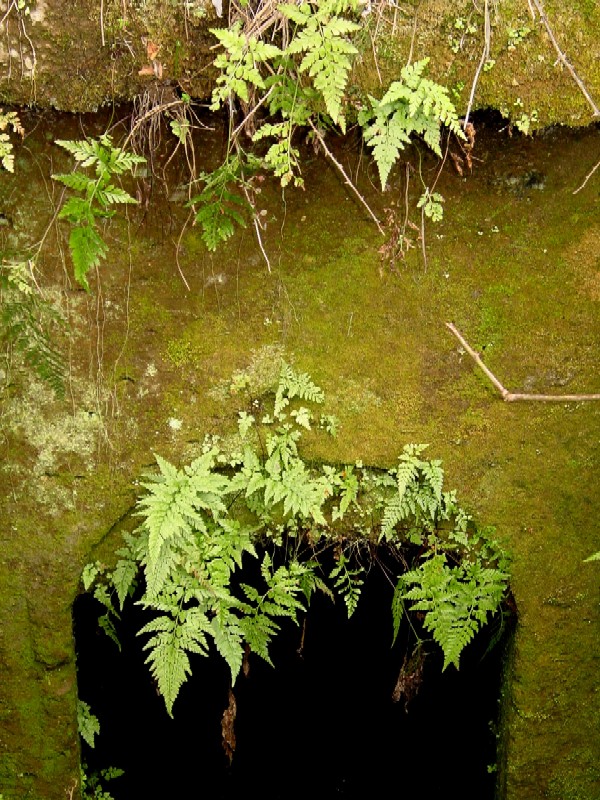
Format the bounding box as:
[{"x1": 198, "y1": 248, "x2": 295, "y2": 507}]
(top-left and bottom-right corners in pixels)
[{"x1": 74, "y1": 554, "x2": 513, "y2": 799}]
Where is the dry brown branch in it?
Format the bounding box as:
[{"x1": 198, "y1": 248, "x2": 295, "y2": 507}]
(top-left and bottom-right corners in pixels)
[
  {"x1": 307, "y1": 120, "x2": 384, "y2": 235},
  {"x1": 573, "y1": 158, "x2": 600, "y2": 195},
  {"x1": 463, "y1": 0, "x2": 490, "y2": 129},
  {"x1": 446, "y1": 322, "x2": 600, "y2": 403},
  {"x1": 529, "y1": 0, "x2": 600, "y2": 118},
  {"x1": 221, "y1": 687, "x2": 237, "y2": 764}
]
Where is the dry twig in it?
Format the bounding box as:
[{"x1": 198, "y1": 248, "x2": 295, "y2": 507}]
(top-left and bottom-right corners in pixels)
[
  {"x1": 446, "y1": 322, "x2": 600, "y2": 402},
  {"x1": 463, "y1": 0, "x2": 490, "y2": 129},
  {"x1": 307, "y1": 120, "x2": 384, "y2": 235},
  {"x1": 529, "y1": 0, "x2": 600, "y2": 118},
  {"x1": 573, "y1": 158, "x2": 600, "y2": 195}
]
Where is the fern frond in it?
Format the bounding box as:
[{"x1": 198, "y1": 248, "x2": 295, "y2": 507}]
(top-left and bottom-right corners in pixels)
[
  {"x1": 359, "y1": 58, "x2": 463, "y2": 189},
  {"x1": 77, "y1": 700, "x2": 100, "y2": 748},
  {"x1": 68, "y1": 224, "x2": 108, "y2": 291},
  {"x1": 330, "y1": 553, "x2": 364, "y2": 618},
  {"x1": 399, "y1": 554, "x2": 508, "y2": 670},
  {"x1": 210, "y1": 22, "x2": 283, "y2": 109},
  {"x1": 140, "y1": 608, "x2": 210, "y2": 715},
  {"x1": 209, "y1": 608, "x2": 244, "y2": 683},
  {"x1": 280, "y1": 0, "x2": 360, "y2": 128},
  {"x1": 52, "y1": 171, "x2": 95, "y2": 193},
  {"x1": 110, "y1": 558, "x2": 138, "y2": 611},
  {"x1": 95, "y1": 185, "x2": 138, "y2": 206},
  {"x1": 391, "y1": 581, "x2": 405, "y2": 645},
  {"x1": 274, "y1": 362, "x2": 324, "y2": 417}
]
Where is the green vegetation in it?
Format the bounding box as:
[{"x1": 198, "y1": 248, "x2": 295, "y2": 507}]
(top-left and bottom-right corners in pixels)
[
  {"x1": 0, "y1": 109, "x2": 24, "y2": 172},
  {"x1": 83, "y1": 361, "x2": 509, "y2": 717},
  {"x1": 52, "y1": 135, "x2": 145, "y2": 290},
  {"x1": 191, "y1": 0, "x2": 462, "y2": 250},
  {"x1": 0, "y1": 260, "x2": 65, "y2": 396}
]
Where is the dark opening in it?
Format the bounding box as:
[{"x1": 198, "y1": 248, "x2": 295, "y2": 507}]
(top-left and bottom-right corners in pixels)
[{"x1": 74, "y1": 558, "x2": 512, "y2": 799}]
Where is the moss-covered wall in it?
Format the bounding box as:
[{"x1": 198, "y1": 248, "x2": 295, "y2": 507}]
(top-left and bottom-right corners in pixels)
[
  {"x1": 1, "y1": 107, "x2": 599, "y2": 799},
  {"x1": 0, "y1": 1, "x2": 599, "y2": 127}
]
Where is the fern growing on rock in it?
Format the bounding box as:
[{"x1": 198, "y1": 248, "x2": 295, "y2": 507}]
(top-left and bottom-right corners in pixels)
[
  {"x1": 0, "y1": 260, "x2": 65, "y2": 396},
  {"x1": 84, "y1": 357, "x2": 510, "y2": 717},
  {"x1": 358, "y1": 57, "x2": 465, "y2": 190},
  {"x1": 52, "y1": 135, "x2": 145, "y2": 290}
]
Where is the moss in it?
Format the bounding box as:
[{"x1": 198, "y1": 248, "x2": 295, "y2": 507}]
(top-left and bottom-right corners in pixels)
[{"x1": 2, "y1": 104, "x2": 600, "y2": 799}]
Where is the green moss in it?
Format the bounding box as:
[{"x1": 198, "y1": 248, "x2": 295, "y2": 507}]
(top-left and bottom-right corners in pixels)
[{"x1": 2, "y1": 102, "x2": 600, "y2": 799}]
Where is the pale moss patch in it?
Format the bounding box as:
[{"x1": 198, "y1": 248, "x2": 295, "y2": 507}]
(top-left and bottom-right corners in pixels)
[
  {"x1": 328, "y1": 377, "x2": 382, "y2": 415},
  {"x1": 4, "y1": 378, "x2": 104, "y2": 476},
  {"x1": 208, "y1": 343, "x2": 287, "y2": 402}
]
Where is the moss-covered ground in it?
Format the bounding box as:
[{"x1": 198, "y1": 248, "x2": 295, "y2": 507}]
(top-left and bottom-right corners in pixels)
[{"x1": 0, "y1": 110, "x2": 599, "y2": 798}]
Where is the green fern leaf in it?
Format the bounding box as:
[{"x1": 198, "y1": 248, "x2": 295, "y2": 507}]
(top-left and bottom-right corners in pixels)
[
  {"x1": 52, "y1": 171, "x2": 95, "y2": 193},
  {"x1": 330, "y1": 553, "x2": 364, "y2": 618},
  {"x1": 68, "y1": 224, "x2": 108, "y2": 290},
  {"x1": 77, "y1": 700, "x2": 100, "y2": 748},
  {"x1": 95, "y1": 185, "x2": 138, "y2": 206},
  {"x1": 140, "y1": 609, "x2": 210, "y2": 716},
  {"x1": 360, "y1": 58, "x2": 463, "y2": 189},
  {"x1": 111, "y1": 558, "x2": 138, "y2": 611},
  {"x1": 210, "y1": 609, "x2": 244, "y2": 683}
]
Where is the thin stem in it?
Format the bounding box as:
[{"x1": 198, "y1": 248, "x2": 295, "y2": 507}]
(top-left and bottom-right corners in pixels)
[
  {"x1": 446, "y1": 322, "x2": 600, "y2": 402},
  {"x1": 463, "y1": 0, "x2": 490, "y2": 129},
  {"x1": 307, "y1": 120, "x2": 384, "y2": 235},
  {"x1": 530, "y1": 0, "x2": 599, "y2": 118}
]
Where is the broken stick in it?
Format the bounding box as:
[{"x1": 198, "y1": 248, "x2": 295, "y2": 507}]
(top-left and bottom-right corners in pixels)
[{"x1": 445, "y1": 322, "x2": 600, "y2": 403}]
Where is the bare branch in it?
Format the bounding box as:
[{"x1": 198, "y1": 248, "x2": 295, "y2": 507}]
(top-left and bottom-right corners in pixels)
[
  {"x1": 463, "y1": 0, "x2": 490, "y2": 129},
  {"x1": 530, "y1": 0, "x2": 600, "y2": 118},
  {"x1": 307, "y1": 120, "x2": 384, "y2": 235},
  {"x1": 573, "y1": 158, "x2": 600, "y2": 195},
  {"x1": 446, "y1": 322, "x2": 600, "y2": 402}
]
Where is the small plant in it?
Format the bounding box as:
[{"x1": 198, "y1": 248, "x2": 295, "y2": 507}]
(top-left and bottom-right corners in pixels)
[
  {"x1": 0, "y1": 260, "x2": 65, "y2": 396},
  {"x1": 0, "y1": 109, "x2": 24, "y2": 172},
  {"x1": 81, "y1": 765, "x2": 124, "y2": 800},
  {"x1": 358, "y1": 58, "x2": 464, "y2": 190},
  {"x1": 77, "y1": 700, "x2": 100, "y2": 749},
  {"x1": 448, "y1": 15, "x2": 478, "y2": 54},
  {"x1": 417, "y1": 188, "x2": 445, "y2": 222},
  {"x1": 52, "y1": 135, "x2": 145, "y2": 290},
  {"x1": 507, "y1": 24, "x2": 531, "y2": 51}
]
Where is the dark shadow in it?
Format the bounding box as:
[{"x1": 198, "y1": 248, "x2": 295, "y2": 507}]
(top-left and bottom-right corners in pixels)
[{"x1": 74, "y1": 558, "x2": 514, "y2": 799}]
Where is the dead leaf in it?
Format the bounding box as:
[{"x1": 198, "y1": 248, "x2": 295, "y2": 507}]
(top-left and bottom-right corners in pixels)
[
  {"x1": 221, "y1": 688, "x2": 237, "y2": 764},
  {"x1": 146, "y1": 40, "x2": 161, "y2": 61}
]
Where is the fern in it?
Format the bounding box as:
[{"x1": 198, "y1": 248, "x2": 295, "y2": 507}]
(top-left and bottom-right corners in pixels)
[
  {"x1": 359, "y1": 58, "x2": 464, "y2": 189},
  {"x1": 239, "y1": 554, "x2": 308, "y2": 663},
  {"x1": 330, "y1": 551, "x2": 364, "y2": 618},
  {"x1": 280, "y1": 0, "x2": 360, "y2": 130},
  {"x1": 253, "y1": 120, "x2": 304, "y2": 188},
  {"x1": 417, "y1": 188, "x2": 445, "y2": 222},
  {"x1": 209, "y1": 21, "x2": 283, "y2": 110},
  {"x1": 379, "y1": 443, "x2": 455, "y2": 544},
  {"x1": 96, "y1": 361, "x2": 510, "y2": 718},
  {"x1": 52, "y1": 135, "x2": 144, "y2": 290},
  {"x1": 0, "y1": 109, "x2": 24, "y2": 172},
  {"x1": 0, "y1": 261, "x2": 65, "y2": 396},
  {"x1": 77, "y1": 700, "x2": 100, "y2": 749},
  {"x1": 396, "y1": 553, "x2": 509, "y2": 670},
  {"x1": 188, "y1": 156, "x2": 254, "y2": 251},
  {"x1": 140, "y1": 608, "x2": 211, "y2": 716},
  {"x1": 274, "y1": 361, "x2": 325, "y2": 417}
]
